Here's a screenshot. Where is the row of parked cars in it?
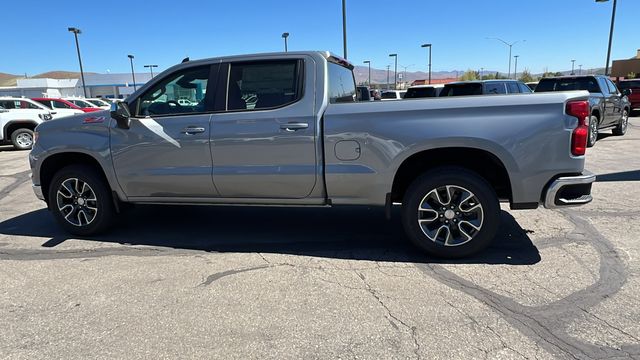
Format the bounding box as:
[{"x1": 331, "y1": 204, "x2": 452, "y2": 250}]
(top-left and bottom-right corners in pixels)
[
  {"x1": 359, "y1": 75, "x2": 638, "y2": 146},
  {"x1": 0, "y1": 96, "x2": 117, "y2": 150}
]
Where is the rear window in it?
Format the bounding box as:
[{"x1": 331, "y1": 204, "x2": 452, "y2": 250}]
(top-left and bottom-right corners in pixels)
[
  {"x1": 439, "y1": 83, "x2": 482, "y2": 97},
  {"x1": 381, "y1": 91, "x2": 399, "y2": 99},
  {"x1": 405, "y1": 87, "x2": 436, "y2": 98},
  {"x1": 535, "y1": 78, "x2": 601, "y2": 93},
  {"x1": 618, "y1": 81, "x2": 640, "y2": 90},
  {"x1": 328, "y1": 63, "x2": 356, "y2": 103}
]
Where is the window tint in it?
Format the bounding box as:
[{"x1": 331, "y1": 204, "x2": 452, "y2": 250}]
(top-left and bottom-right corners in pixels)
[
  {"x1": 328, "y1": 62, "x2": 356, "y2": 103},
  {"x1": 404, "y1": 87, "x2": 437, "y2": 98},
  {"x1": 618, "y1": 81, "x2": 640, "y2": 89},
  {"x1": 535, "y1": 78, "x2": 601, "y2": 93},
  {"x1": 606, "y1": 79, "x2": 619, "y2": 94},
  {"x1": 137, "y1": 65, "x2": 210, "y2": 116},
  {"x1": 227, "y1": 60, "x2": 301, "y2": 110},
  {"x1": 33, "y1": 100, "x2": 52, "y2": 109},
  {"x1": 596, "y1": 78, "x2": 610, "y2": 94},
  {"x1": 507, "y1": 82, "x2": 520, "y2": 94},
  {"x1": 52, "y1": 100, "x2": 72, "y2": 109},
  {"x1": 518, "y1": 83, "x2": 532, "y2": 93},
  {"x1": 0, "y1": 100, "x2": 16, "y2": 109},
  {"x1": 381, "y1": 91, "x2": 399, "y2": 99},
  {"x1": 485, "y1": 82, "x2": 507, "y2": 94},
  {"x1": 439, "y1": 83, "x2": 483, "y2": 96},
  {"x1": 20, "y1": 101, "x2": 41, "y2": 109}
]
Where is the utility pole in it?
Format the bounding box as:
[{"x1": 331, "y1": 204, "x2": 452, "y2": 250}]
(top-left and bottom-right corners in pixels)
[
  {"x1": 389, "y1": 54, "x2": 398, "y2": 90},
  {"x1": 421, "y1": 43, "x2": 432, "y2": 84},
  {"x1": 486, "y1": 37, "x2": 525, "y2": 79},
  {"x1": 596, "y1": 0, "x2": 617, "y2": 75},
  {"x1": 514, "y1": 55, "x2": 519, "y2": 80},
  {"x1": 68, "y1": 27, "x2": 87, "y2": 97},
  {"x1": 128, "y1": 55, "x2": 136, "y2": 91},
  {"x1": 571, "y1": 59, "x2": 576, "y2": 75},
  {"x1": 579, "y1": 64, "x2": 583, "y2": 75},
  {"x1": 386, "y1": 65, "x2": 390, "y2": 90}
]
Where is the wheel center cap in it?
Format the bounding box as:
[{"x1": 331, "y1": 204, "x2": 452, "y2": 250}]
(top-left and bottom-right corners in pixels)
[
  {"x1": 444, "y1": 209, "x2": 456, "y2": 220},
  {"x1": 77, "y1": 198, "x2": 86, "y2": 206}
]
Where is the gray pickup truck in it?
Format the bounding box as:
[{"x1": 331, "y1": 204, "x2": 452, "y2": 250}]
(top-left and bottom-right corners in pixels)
[{"x1": 29, "y1": 51, "x2": 595, "y2": 258}]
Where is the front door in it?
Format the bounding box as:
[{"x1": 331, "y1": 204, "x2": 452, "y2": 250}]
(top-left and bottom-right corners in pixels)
[
  {"x1": 210, "y1": 59, "x2": 318, "y2": 199},
  {"x1": 111, "y1": 64, "x2": 220, "y2": 198}
]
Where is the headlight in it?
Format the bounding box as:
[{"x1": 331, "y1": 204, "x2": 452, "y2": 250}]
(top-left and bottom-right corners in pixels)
[{"x1": 38, "y1": 113, "x2": 53, "y2": 121}]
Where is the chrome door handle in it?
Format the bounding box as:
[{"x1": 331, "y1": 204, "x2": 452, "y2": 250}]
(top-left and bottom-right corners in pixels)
[
  {"x1": 280, "y1": 122, "x2": 309, "y2": 132},
  {"x1": 181, "y1": 126, "x2": 206, "y2": 135}
]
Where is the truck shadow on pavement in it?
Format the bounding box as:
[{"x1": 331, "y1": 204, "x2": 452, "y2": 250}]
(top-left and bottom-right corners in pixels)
[{"x1": 0, "y1": 206, "x2": 541, "y2": 265}]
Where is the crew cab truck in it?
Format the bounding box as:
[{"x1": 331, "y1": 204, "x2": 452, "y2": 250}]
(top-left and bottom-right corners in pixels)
[
  {"x1": 535, "y1": 75, "x2": 631, "y2": 147},
  {"x1": 0, "y1": 104, "x2": 52, "y2": 150},
  {"x1": 29, "y1": 51, "x2": 595, "y2": 258}
]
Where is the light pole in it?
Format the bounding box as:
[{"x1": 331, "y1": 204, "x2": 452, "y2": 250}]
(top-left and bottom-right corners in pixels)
[
  {"x1": 282, "y1": 32, "x2": 289, "y2": 52},
  {"x1": 571, "y1": 59, "x2": 576, "y2": 75},
  {"x1": 596, "y1": 0, "x2": 617, "y2": 75},
  {"x1": 486, "y1": 37, "x2": 525, "y2": 79},
  {"x1": 514, "y1": 55, "x2": 519, "y2": 80},
  {"x1": 389, "y1": 54, "x2": 397, "y2": 90},
  {"x1": 363, "y1": 60, "x2": 371, "y2": 86},
  {"x1": 421, "y1": 43, "x2": 432, "y2": 84},
  {"x1": 127, "y1": 55, "x2": 136, "y2": 92},
  {"x1": 480, "y1": 67, "x2": 484, "y2": 80},
  {"x1": 579, "y1": 64, "x2": 583, "y2": 75},
  {"x1": 67, "y1": 27, "x2": 87, "y2": 97},
  {"x1": 342, "y1": 0, "x2": 347, "y2": 59},
  {"x1": 144, "y1": 64, "x2": 158, "y2": 78},
  {"x1": 386, "y1": 65, "x2": 390, "y2": 90},
  {"x1": 401, "y1": 64, "x2": 414, "y2": 88}
]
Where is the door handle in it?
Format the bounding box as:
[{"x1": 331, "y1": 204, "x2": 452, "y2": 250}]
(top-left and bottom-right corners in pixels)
[
  {"x1": 280, "y1": 122, "x2": 309, "y2": 132},
  {"x1": 181, "y1": 126, "x2": 206, "y2": 135}
]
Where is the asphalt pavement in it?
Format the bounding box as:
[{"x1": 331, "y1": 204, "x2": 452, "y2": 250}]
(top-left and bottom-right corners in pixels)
[{"x1": 1, "y1": 118, "x2": 639, "y2": 359}]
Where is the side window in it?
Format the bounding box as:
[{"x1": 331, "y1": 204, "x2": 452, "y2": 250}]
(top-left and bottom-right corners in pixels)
[
  {"x1": 328, "y1": 62, "x2": 356, "y2": 103},
  {"x1": 0, "y1": 100, "x2": 16, "y2": 109},
  {"x1": 606, "y1": 79, "x2": 619, "y2": 94},
  {"x1": 507, "y1": 82, "x2": 520, "y2": 94},
  {"x1": 20, "y1": 101, "x2": 40, "y2": 109},
  {"x1": 485, "y1": 82, "x2": 507, "y2": 94},
  {"x1": 136, "y1": 65, "x2": 211, "y2": 117},
  {"x1": 227, "y1": 60, "x2": 301, "y2": 111},
  {"x1": 596, "y1": 78, "x2": 610, "y2": 95},
  {"x1": 518, "y1": 83, "x2": 532, "y2": 93},
  {"x1": 52, "y1": 101, "x2": 71, "y2": 109}
]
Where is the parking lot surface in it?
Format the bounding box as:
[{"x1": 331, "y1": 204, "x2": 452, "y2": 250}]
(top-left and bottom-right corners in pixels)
[{"x1": 1, "y1": 118, "x2": 640, "y2": 359}]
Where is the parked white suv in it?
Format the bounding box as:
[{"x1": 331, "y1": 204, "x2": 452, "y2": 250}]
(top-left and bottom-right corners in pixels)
[
  {"x1": 0, "y1": 104, "x2": 52, "y2": 150},
  {"x1": 0, "y1": 97, "x2": 83, "y2": 119}
]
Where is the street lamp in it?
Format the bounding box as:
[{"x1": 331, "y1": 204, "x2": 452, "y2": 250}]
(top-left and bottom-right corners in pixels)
[
  {"x1": 480, "y1": 67, "x2": 484, "y2": 80},
  {"x1": 486, "y1": 37, "x2": 525, "y2": 79},
  {"x1": 579, "y1": 64, "x2": 583, "y2": 75},
  {"x1": 144, "y1": 64, "x2": 158, "y2": 78},
  {"x1": 363, "y1": 60, "x2": 371, "y2": 86},
  {"x1": 127, "y1": 54, "x2": 136, "y2": 92},
  {"x1": 67, "y1": 27, "x2": 87, "y2": 97},
  {"x1": 596, "y1": 0, "x2": 617, "y2": 75},
  {"x1": 282, "y1": 32, "x2": 289, "y2": 52},
  {"x1": 389, "y1": 54, "x2": 398, "y2": 90},
  {"x1": 571, "y1": 59, "x2": 576, "y2": 75},
  {"x1": 421, "y1": 43, "x2": 432, "y2": 84},
  {"x1": 514, "y1": 55, "x2": 520, "y2": 79},
  {"x1": 386, "y1": 65, "x2": 390, "y2": 90},
  {"x1": 342, "y1": 0, "x2": 347, "y2": 59}
]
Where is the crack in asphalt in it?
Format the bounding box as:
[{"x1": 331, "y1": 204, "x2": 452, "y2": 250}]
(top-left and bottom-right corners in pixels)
[{"x1": 414, "y1": 209, "x2": 640, "y2": 360}]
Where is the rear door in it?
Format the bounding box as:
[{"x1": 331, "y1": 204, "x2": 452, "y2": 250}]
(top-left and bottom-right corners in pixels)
[{"x1": 210, "y1": 57, "x2": 317, "y2": 198}]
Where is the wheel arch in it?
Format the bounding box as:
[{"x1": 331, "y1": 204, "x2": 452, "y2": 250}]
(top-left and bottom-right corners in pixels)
[{"x1": 3, "y1": 120, "x2": 38, "y2": 141}]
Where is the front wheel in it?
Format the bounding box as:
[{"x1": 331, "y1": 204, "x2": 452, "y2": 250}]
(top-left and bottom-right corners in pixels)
[
  {"x1": 48, "y1": 165, "x2": 115, "y2": 236},
  {"x1": 11, "y1": 128, "x2": 34, "y2": 150},
  {"x1": 401, "y1": 167, "x2": 500, "y2": 258},
  {"x1": 612, "y1": 109, "x2": 629, "y2": 136}
]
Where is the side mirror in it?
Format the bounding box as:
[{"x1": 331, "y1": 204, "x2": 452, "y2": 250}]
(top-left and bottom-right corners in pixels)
[
  {"x1": 622, "y1": 89, "x2": 632, "y2": 96},
  {"x1": 110, "y1": 102, "x2": 131, "y2": 129}
]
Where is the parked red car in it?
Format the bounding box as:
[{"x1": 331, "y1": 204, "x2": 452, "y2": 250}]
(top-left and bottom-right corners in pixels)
[
  {"x1": 31, "y1": 98, "x2": 101, "y2": 113},
  {"x1": 618, "y1": 80, "x2": 640, "y2": 114}
]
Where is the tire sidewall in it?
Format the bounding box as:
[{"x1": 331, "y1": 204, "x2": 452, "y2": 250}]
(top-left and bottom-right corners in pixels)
[
  {"x1": 401, "y1": 167, "x2": 500, "y2": 258},
  {"x1": 11, "y1": 129, "x2": 34, "y2": 150},
  {"x1": 587, "y1": 115, "x2": 598, "y2": 147},
  {"x1": 48, "y1": 165, "x2": 114, "y2": 236}
]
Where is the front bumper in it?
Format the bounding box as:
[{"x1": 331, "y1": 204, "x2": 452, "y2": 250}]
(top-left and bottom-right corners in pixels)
[
  {"x1": 32, "y1": 184, "x2": 45, "y2": 201},
  {"x1": 543, "y1": 170, "x2": 596, "y2": 209}
]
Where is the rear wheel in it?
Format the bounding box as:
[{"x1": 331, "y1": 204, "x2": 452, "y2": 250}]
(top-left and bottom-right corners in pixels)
[
  {"x1": 587, "y1": 115, "x2": 599, "y2": 147},
  {"x1": 401, "y1": 167, "x2": 500, "y2": 258},
  {"x1": 48, "y1": 165, "x2": 115, "y2": 236},
  {"x1": 11, "y1": 128, "x2": 34, "y2": 150},
  {"x1": 612, "y1": 109, "x2": 629, "y2": 136}
]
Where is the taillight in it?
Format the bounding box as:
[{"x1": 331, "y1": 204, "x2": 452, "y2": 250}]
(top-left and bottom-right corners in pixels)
[{"x1": 566, "y1": 100, "x2": 589, "y2": 156}]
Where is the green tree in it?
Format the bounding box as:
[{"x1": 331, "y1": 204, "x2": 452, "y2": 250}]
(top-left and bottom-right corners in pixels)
[
  {"x1": 627, "y1": 72, "x2": 637, "y2": 79},
  {"x1": 459, "y1": 69, "x2": 479, "y2": 81},
  {"x1": 518, "y1": 69, "x2": 536, "y2": 83},
  {"x1": 554, "y1": 72, "x2": 564, "y2": 77}
]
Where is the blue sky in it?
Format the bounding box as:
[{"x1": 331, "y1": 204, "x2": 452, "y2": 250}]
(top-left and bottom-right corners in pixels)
[{"x1": 2, "y1": 0, "x2": 638, "y2": 76}]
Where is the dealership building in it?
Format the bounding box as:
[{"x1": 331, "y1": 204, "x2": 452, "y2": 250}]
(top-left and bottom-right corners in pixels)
[
  {"x1": 611, "y1": 49, "x2": 640, "y2": 80},
  {"x1": 0, "y1": 72, "x2": 152, "y2": 99}
]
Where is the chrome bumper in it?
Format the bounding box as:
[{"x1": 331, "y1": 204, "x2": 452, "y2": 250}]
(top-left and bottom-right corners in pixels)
[
  {"x1": 32, "y1": 184, "x2": 45, "y2": 201},
  {"x1": 543, "y1": 170, "x2": 596, "y2": 209}
]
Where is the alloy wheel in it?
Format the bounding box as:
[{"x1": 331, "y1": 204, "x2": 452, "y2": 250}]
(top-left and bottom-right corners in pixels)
[
  {"x1": 417, "y1": 185, "x2": 484, "y2": 247},
  {"x1": 56, "y1": 178, "x2": 98, "y2": 227},
  {"x1": 590, "y1": 117, "x2": 598, "y2": 144},
  {"x1": 15, "y1": 133, "x2": 33, "y2": 148},
  {"x1": 621, "y1": 110, "x2": 629, "y2": 133}
]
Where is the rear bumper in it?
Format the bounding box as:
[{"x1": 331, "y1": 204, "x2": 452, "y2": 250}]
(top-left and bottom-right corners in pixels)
[{"x1": 543, "y1": 170, "x2": 595, "y2": 209}]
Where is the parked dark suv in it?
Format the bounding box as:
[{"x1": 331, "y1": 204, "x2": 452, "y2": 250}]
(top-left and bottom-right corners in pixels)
[
  {"x1": 535, "y1": 75, "x2": 631, "y2": 147},
  {"x1": 439, "y1": 80, "x2": 532, "y2": 97}
]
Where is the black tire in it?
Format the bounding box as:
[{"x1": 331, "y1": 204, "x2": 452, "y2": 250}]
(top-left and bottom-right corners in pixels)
[
  {"x1": 612, "y1": 109, "x2": 629, "y2": 136},
  {"x1": 10, "y1": 128, "x2": 34, "y2": 150},
  {"x1": 401, "y1": 167, "x2": 500, "y2": 259},
  {"x1": 48, "y1": 164, "x2": 115, "y2": 236},
  {"x1": 587, "y1": 115, "x2": 599, "y2": 147}
]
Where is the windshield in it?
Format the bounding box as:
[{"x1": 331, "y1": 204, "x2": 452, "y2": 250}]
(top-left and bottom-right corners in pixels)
[
  {"x1": 535, "y1": 78, "x2": 600, "y2": 93},
  {"x1": 71, "y1": 99, "x2": 97, "y2": 107},
  {"x1": 439, "y1": 83, "x2": 482, "y2": 96},
  {"x1": 88, "y1": 99, "x2": 108, "y2": 107}
]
